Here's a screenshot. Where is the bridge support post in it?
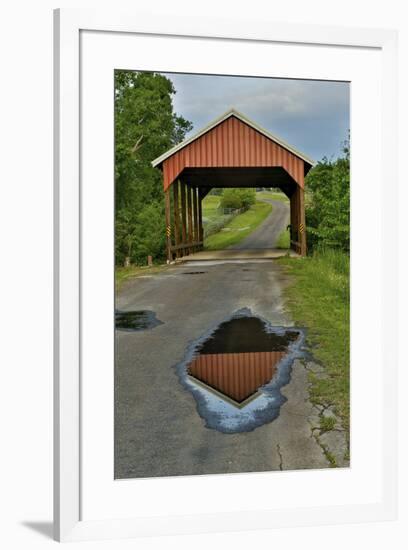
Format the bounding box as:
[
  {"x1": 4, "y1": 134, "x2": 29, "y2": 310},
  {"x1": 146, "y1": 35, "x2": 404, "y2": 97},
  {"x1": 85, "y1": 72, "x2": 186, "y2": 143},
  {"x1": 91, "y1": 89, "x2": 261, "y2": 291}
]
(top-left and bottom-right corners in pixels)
[
  {"x1": 198, "y1": 189, "x2": 204, "y2": 249},
  {"x1": 173, "y1": 181, "x2": 180, "y2": 258},
  {"x1": 193, "y1": 187, "x2": 199, "y2": 253},
  {"x1": 187, "y1": 184, "x2": 193, "y2": 255},
  {"x1": 299, "y1": 186, "x2": 307, "y2": 256},
  {"x1": 180, "y1": 181, "x2": 187, "y2": 257},
  {"x1": 289, "y1": 184, "x2": 307, "y2": 256},
  {"x1": 164, "y1": 188, "x2": 172, "y2": 262}
]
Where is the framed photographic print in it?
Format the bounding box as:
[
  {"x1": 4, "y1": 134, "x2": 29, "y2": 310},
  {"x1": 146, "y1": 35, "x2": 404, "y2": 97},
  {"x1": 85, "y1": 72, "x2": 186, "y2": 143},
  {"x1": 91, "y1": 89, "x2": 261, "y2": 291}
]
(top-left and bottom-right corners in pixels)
[{"x1": 54, "y1": 8, "x2": 398, "y2": 542}]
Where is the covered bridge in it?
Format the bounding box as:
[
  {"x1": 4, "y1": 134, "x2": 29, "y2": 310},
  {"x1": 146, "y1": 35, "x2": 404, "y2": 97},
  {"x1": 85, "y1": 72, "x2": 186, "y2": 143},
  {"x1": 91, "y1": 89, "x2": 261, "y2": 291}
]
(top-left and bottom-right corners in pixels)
[{"x1": 152, "y1": 109, "x2": 314, "y2": 260}]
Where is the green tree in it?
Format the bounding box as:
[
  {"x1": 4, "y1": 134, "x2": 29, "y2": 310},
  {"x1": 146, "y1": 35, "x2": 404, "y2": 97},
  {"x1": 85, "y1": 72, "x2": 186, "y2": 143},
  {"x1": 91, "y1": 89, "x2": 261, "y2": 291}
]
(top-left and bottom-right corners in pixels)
[
  {"x1": 220, "y1": 189, "x2": 242, "y2": 210},
  {"x1": 115, "y1": 71, "x2": 192, "y2": 265},
  {"x1": 305, "y1": 137, "x2": 350, "y2": 252},
  {"x1": 220, "y1": 188, "x2": 256, "y2": 210},
  {"x1": 237, "y1": 188, "x2": 256, "y2": 209}
]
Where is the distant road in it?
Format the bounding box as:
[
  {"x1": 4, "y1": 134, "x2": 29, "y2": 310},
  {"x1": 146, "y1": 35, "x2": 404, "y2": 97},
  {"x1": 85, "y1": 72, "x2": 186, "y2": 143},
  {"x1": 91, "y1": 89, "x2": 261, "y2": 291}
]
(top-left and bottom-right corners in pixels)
[{"x1": 229, "y1": 199, "x2": 289, "y2": 250}]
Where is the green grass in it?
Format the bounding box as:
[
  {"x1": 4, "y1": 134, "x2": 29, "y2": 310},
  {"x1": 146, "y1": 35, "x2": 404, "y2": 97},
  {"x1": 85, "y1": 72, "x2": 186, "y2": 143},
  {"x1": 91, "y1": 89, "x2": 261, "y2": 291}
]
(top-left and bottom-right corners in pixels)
[
  {"x1": 320, "y1": 415, "x2": 337, "y2": 433},
  {"x1": 202, "y1": 195, "x2": 222, "y2": 221},
  {"x1": 256, "y1": 191, "x2": 289, "y2": 202},
  {"x1": 276, "y1": 227, "x2": 290, "y2": 249},
  {"x1": 202, "y1": 195, "x2": 239, "y2": 237},
  {"x1": 278, "y1": 249, "x2": 350, "y2": 434},
  {"x1": 204, "y1": 202, "x2": 272, "y2": 250},
  {"x1": 115, "y1": 264, "x2": 169, "y2": 291}
]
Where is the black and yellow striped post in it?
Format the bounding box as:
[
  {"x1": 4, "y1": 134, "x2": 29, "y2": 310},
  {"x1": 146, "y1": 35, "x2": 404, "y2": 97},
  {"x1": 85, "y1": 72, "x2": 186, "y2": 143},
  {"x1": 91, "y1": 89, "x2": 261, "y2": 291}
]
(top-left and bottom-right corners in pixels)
[
  {"x1": 187, "y1": 185, "x2": 193, "y2": 255},
  {"x1": 180, "y1": 180, "x2": 187, "y2": 250},
  {"x1": 173, "y1": 181, "x2": 180, "y2": 258},
  {"x1": 164, "y1": 189, "x2": 172, "y2": 263},
  {"x1": 298, "y1": 186, "x2": 307, "y2": 256},
  {"x1": 192, "y1": 187, "x2": 199, "y2": 253},
  {"x1": 198, "y1": 188, "x2": 204, "y2": 248}
]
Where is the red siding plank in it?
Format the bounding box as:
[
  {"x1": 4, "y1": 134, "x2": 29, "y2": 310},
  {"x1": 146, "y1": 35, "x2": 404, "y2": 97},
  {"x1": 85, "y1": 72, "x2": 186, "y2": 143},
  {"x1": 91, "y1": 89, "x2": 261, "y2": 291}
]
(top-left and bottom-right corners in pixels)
[{"x1": 162, "y1": 115, "x2": 307, "y2": 190}]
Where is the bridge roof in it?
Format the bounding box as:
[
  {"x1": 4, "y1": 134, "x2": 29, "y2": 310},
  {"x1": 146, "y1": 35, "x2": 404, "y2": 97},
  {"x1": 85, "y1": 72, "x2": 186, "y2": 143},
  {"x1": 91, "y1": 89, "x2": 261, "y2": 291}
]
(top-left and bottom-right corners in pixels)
[{"x1": 152, "y1": 108, "x2": 315, "y2": 169}]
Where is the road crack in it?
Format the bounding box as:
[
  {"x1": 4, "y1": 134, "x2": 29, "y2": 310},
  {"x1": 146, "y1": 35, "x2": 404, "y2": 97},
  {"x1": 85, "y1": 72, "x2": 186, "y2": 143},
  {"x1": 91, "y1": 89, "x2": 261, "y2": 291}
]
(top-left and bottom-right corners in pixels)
[{"x1": 277, "y1": 444, "x2": 283, "y2": 471}]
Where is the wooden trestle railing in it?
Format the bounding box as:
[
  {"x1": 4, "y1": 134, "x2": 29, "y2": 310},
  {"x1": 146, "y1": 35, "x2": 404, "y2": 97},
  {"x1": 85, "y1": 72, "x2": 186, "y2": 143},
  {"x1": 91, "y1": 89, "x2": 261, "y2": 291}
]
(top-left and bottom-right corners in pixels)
[
  {"x1": 165, "y1": 180, "x2": 206, "y2": 261},
  {"x1": 165, "y1": 180, "x2": 307, "y2": 259}
]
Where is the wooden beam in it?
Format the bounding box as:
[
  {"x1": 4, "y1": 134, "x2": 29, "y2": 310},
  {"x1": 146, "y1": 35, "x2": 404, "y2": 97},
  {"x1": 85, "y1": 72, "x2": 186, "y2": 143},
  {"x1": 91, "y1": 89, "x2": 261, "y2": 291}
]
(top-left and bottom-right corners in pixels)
[
  {"x1": 164, "y1": 188, "x2": 172, "y2": 262},
  {"x1": 170, "y1": 241, "x2": 203, "y2": 252},
  {"x1": 198, "y1": 189, "x2": 204, "y2": 249},
  {"x1": 289, "y1": 184, "x2": 306, "y2": 256},
  {"x1": 290, "y1": 186, "x2": 300, "y2": 254},
  {"x1": 199, "y1": 187, "x2": 212, "y2": 200},
  {"x1": 290, "y1": 240, "x2": 301, "y2": 252},
  {"x1": 298, "y1": 185, "x2": 307, "y2": 256},
  {"x1": 173, "y1": 181, "x2": 180, "y2": 258},
  {"x1": 187, "y1": 184, "x2": 193, "y2": 255},
  {"x1": 290, "y1": 191, "x2": 295, "y2": 252},
  {"x1": 193, "y1": 187, "x2": 199, "y2": 253},
  {"x1": 180, "y1": 181, "x2": 187, "y2": 251}
]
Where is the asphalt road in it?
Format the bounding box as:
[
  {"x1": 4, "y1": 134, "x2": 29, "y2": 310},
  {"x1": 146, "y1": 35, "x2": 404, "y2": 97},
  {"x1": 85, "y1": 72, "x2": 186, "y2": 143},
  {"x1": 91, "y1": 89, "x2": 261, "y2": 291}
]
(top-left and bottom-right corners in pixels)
[
  {"x1": 115, "y1": 261, "x2": 333, "y2": 479},
  {"x1": 229, "y1": 199, "x2": 289, "y2": 250}
]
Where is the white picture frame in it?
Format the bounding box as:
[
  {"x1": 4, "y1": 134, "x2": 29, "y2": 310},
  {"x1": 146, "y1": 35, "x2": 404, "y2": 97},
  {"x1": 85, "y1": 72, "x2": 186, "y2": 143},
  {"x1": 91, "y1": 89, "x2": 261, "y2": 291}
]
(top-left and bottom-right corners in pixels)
[{"x1": 54, "y1": 8, "x2": 398, "y2": 542}]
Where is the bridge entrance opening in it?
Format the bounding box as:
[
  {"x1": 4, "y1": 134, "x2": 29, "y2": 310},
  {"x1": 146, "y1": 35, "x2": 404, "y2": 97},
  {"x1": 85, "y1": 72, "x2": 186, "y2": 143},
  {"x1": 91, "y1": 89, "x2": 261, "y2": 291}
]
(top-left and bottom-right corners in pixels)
[{"x1": 152, "y1": 109, "x2": 314, "y2": 260}]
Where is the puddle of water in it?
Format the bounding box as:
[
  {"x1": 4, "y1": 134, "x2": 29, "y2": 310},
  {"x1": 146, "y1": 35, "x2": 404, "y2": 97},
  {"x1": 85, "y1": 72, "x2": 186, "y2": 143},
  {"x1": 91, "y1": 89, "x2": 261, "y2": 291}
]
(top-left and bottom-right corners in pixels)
[
  {"x1": 175, "y1": 309, "x2": 305, "y2": 433},
  {"x1": 196, "y1": 316, "x2": 299, "y2": 354},
  {"x1": 115, "y1": 310, "x2": 163, "y2": 332},
  {"x1": 188, "y1": 316, "x2": 299, "y2": 404}
]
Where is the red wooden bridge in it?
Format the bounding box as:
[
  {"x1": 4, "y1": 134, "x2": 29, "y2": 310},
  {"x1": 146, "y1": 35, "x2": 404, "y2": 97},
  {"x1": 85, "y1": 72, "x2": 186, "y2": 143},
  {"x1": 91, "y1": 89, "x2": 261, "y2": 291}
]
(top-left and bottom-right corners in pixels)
[{"x1": 152, "y1": 109, "x2": 314, "y2": 259}]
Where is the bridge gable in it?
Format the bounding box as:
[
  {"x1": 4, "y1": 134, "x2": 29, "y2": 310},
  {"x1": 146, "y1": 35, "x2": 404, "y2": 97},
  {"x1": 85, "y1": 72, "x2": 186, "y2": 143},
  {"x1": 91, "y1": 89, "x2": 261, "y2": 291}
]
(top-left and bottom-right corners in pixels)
[{"x1": 159, "y1": 114, "x2": 308, "y2": 191}]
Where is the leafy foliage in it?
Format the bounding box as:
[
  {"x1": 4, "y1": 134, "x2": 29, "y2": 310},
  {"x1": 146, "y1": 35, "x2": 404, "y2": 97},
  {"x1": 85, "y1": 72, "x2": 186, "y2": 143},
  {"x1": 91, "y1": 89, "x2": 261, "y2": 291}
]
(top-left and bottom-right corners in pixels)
[
  {"x1": 115, "y1": 70, "x2": 192, "y2": 265},
  {"x1": 219, "y1": 189, "x2": 242, "y2": 210},
  {"x1": 305, "y1": 138, "x2": 350, "y2": 252},
  {"x1": 220, "y1": 188, "x2": 256, "y2": 210}
]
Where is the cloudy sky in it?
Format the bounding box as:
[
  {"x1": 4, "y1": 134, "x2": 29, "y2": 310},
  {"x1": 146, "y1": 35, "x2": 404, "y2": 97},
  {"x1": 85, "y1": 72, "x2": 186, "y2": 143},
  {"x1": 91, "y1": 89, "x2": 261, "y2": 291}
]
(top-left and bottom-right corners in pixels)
[{"x1": 164, "y1": 73, "x2": 349, "y2": 162}]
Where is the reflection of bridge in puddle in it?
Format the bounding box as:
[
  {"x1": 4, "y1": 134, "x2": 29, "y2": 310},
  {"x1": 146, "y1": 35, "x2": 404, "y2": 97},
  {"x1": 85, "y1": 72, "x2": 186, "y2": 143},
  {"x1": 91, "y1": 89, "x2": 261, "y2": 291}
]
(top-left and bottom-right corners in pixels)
[
  {"x1": 186, "y1": 315, "x2": 300, "y2": 409},
  {"x1": 188, "y1": 351, "x2": 286, "y2": 407}
]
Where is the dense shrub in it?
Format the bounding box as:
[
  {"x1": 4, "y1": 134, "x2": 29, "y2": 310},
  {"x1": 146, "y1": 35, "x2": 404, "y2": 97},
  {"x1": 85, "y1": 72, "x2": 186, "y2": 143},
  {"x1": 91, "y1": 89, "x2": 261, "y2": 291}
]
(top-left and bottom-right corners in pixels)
[
  {"x1": 239, "y1": 188, "x2": 256, "y2": 209},
  {"x1": 305, "y1": 138, "x2": 350, "y2": 252},
  {"x1": 204, "y1": 213, "x2": 235, "y2": 238},
  {"x1": 220, "y1": 189, "x2": 242, "y2": 210},
  {"x1": 220, "y1": 188, "x2": 256, "y2": 210}
]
